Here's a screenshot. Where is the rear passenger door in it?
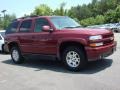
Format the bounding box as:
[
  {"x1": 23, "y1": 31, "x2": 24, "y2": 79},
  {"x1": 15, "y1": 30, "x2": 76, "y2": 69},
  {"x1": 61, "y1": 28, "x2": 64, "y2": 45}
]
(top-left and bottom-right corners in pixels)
[{"x1": 18, "y1": 20, "x2": 33, "y2": 53}]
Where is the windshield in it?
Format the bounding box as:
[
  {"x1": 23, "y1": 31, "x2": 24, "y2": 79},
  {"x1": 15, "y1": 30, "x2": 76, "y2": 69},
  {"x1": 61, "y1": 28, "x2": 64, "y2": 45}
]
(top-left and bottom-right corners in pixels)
[{"x1": 50, "y1": 16, "x2": 81, "y2": 29}]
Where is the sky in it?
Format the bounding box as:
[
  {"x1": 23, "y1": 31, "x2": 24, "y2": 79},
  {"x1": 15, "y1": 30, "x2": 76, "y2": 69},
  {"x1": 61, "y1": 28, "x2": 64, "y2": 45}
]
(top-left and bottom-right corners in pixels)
[{"x1": 0, "y1": 0, "x2": 92, "y2": 18}]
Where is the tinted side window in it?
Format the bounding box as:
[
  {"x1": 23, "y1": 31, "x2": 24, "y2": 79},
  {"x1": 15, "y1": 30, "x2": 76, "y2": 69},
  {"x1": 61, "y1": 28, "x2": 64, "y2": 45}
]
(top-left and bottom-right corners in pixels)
[
  {"x1": 5, "y1": 21, "x2": 19, "y2": 34},
  {"x1": 34, "y1": 18, "x2": 50, "y2": 32},
  {"x1": 19, "y1": 20, "x2": 32, "y2": 32}
]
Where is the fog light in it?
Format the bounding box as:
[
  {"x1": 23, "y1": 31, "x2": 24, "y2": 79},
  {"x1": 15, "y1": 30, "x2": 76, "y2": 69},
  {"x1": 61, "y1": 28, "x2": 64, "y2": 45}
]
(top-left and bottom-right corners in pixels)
[{"x1": 90, "y1": 42, "x2": 103, "y2": 47}]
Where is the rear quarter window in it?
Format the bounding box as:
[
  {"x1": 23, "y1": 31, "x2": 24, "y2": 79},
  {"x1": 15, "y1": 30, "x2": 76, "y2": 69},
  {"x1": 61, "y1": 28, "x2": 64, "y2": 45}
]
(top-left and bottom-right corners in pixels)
[{"x1": 5, "y1": 21, "x2": 19, "y2": 34}]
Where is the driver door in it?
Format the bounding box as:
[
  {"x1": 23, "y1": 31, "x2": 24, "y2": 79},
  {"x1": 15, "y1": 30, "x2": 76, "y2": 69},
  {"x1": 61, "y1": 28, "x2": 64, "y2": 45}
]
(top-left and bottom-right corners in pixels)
[{"x1": 31, "y1": 18, "x2": 57, "y2": 55}]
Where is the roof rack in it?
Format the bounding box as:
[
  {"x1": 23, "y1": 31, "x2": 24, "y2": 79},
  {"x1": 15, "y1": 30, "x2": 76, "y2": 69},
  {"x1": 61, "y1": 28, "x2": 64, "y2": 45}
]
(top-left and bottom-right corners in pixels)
[
  {"x1": 12, "y1": 15, "x2": 39, "y2": 22},
  {"x1": 12, "y1": 19, "x2": 17, "y2": 22},
  {"x1": 19, "y1": 15, "x2": 39, "y2": 19}
]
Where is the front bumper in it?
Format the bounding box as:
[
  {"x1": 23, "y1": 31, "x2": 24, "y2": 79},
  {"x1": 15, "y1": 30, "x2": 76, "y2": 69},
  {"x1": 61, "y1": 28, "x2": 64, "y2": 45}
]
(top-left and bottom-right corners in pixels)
[{"x1": 85, "y1": 41, "x2": 117, "y2": 61}]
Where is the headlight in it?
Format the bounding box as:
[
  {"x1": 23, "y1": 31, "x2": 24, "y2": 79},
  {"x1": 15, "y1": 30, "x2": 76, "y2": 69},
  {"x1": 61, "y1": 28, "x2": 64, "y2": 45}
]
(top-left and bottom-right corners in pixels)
[
  {"x1": 89, "y1": 35, "x2": 103, "y2": 47},
  {"x1": 89, "y1": 35, "x2": 102, "y2": 41}
]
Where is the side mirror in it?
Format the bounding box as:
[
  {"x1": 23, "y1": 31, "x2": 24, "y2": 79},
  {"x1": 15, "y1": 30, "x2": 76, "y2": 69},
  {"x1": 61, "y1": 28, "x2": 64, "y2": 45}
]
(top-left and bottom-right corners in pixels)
[{"x1": 42, "y1": 25, "x2": 53, "y2": 32}]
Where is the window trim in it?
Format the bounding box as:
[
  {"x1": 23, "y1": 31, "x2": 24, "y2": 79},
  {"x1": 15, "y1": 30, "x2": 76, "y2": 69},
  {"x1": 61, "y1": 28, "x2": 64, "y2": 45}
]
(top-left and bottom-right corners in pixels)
[{"x1": 33, "y1": 18, "x2": 51, "y2": 33}]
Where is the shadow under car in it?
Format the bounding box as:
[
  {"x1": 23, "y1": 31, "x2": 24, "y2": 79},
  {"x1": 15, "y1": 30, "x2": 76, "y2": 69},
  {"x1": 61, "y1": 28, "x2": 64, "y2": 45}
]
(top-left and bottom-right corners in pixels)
[{"x1": 2, "y1": 57, "x2": 113, "y2": 74}]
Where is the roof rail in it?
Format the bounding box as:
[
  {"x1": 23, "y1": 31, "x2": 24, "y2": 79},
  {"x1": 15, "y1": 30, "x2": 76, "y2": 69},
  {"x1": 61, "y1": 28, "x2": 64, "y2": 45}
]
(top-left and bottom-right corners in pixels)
[
  {"x1": 12, "y1": 15, "x2": 39, "y2": 22},
  {"x1": 12, "y1": 19, "x2": 18, "y2": 22},
  {"x1": 19, "y1": 15, "x2": 39, "y2": 19}
]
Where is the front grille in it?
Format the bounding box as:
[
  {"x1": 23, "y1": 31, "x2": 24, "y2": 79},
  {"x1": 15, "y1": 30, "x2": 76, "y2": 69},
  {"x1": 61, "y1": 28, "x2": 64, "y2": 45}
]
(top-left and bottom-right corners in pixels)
[
  {"x1": 103, "y1": 40, "x2": 113, "y2": 45},
  {"x1": 102, "y1": 33, "x2": 114, "y2": 45},
  {"x1": 103, "y1": 34, "x2": 113, "y2": 38}
]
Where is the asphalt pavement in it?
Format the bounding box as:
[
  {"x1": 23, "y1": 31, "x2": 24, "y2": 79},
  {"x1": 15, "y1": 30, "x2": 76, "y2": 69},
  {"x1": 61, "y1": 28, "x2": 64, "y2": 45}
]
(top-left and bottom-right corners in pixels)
[{"x1": 0, "y1": 33, "x2": 120, "y2": 90}]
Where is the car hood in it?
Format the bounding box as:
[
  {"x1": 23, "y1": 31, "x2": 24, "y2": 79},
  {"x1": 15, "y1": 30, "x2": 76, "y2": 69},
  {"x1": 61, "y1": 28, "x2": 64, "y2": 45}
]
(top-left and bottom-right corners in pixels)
[{"x1": 59, "y1": 28, "x2": 112, "y2": 36}]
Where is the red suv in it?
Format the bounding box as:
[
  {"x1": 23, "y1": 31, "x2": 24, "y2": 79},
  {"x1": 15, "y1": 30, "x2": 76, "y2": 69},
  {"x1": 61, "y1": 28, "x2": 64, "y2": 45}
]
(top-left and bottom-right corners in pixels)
[{"x1": 5, "y1": 16, "x2": 116, "y2": 71}]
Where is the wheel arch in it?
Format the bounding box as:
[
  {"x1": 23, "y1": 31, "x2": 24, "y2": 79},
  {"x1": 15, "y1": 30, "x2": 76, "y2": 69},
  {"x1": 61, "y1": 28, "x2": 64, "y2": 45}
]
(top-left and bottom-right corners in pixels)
[
  {"x1": 58, "y1": 41, "x2": 87, "y2": 60},
  {"x1": 8, "y1": 42, "x2": 20, "y2": 52}
]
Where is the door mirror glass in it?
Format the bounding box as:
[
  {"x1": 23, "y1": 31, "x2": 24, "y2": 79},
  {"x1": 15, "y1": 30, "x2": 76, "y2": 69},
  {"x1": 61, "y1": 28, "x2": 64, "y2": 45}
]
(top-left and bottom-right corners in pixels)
[{"x1": 42, "y1": 25, "x2": 53, "y2": 32}]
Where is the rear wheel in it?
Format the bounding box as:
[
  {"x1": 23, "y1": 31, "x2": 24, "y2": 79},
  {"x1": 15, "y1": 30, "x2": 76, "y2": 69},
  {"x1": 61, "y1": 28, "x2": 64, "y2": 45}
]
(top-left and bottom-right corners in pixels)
[
  {"x1": 11, "y1": 46, "x2": 24, "y2": 64},
  {"x1": 62, "y1": 46, "x2": 87, "y2": 71}
]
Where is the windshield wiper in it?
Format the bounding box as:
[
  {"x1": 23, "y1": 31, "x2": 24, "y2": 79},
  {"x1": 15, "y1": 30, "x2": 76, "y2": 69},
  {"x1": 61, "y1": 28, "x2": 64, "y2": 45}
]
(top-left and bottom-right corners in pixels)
[
  {"x1": 63, "y1": 26, "x2": 81, "y2": 29},
  {"x1": 74, "y1": 26, "x2": 82, "y2": 28}
]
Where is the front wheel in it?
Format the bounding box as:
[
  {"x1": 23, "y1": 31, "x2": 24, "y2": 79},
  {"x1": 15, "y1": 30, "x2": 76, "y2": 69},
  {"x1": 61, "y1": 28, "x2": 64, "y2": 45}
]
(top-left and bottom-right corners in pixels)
[
  {"x1": 62, "y1": 46, "x2": 87, "y2": 71},
  {"x1": 11, "y1": 47, "x2": 24, "y2": 64}
]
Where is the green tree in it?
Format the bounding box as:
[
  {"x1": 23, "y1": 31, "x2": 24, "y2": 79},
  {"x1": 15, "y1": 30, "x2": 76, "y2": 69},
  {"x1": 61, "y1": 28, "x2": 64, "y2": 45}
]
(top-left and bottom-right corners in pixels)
[
  {"x1": 53, "y1": 2, "x2": 67, "y2": 16},
  {"x1": 68, "y1": 4, "x2": 92, "y2": 20},
  {"x1": 115, "y1": 5, "x2": 120, "y2": 22},
  {"x1": 104, "y1": 5, "x2": 120, "y2": 23},
  {"x1": 80, "y1": 17, "x2": 95, "y2": 27},
  {"x1": 24, "y1": 0, "x2": 120, "y2": 26},
  {"x1": 95, "y1": 15, "x2": 105, "y2": 24},
  {"x1": 68, "y1": 0, "x2": 120, "y2": 22},
  {"x1": 32, "y1": 4, "x2": 53, "y2": 16},
  {"x1": 0, "y1": 14, "x2": 16, "y2": 29},
  {"x1": 67, "y1": 7, "x2": 78, "y2": 18},
  {"x1": 80, "y1": 15, "x2": 105, "y2": 26},
  {"x1": 104, "y1": 10, "x2": 116, "y2": 23},
  {"x1": 4, "y1": 14, "x2": 16, "y2": 29}
]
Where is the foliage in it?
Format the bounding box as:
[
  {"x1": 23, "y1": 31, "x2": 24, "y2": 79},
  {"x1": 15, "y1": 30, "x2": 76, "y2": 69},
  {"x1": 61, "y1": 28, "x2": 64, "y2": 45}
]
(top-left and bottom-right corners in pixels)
[
  {"x1": 104, "y1": 10, "x2": 117, "y2": 23},
  {"x1": 32, "y1": 4, "x2": 53, "y2": 16},
  {"x1": 0, "y1": 14, "x2": 16, "y2": 29},
  {"x1": 104, "y1": 5, "x2": 120, "y2": 23},
  {"x1": 68, "y1": 5, "x2": 92, "y2": 20},
  {"x1": 1, "y1": 0, "x2": 120, "y2": 29},
  {"x1": 31, "y1": 0, "x2": 120, "y2": 26},
  {"x1": 74, "y1": 0, "x2": 120, "y2": 26},
  {"x1": 80, "y1": 15, "x2": 105, "y2": 26},
  {"x1": 56, "y1": 2, "x2": 67, "y2": 16}
]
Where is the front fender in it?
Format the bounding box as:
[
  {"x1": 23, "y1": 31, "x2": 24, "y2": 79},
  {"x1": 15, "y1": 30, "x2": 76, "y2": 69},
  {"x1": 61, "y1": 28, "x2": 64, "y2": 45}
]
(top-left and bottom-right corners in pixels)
[
  {"x1": 58, "y1": 37, "x2": 87, "y2": 46},
  {"x1": 56, "y1": 37, "x2": 87, "y2": 60}
]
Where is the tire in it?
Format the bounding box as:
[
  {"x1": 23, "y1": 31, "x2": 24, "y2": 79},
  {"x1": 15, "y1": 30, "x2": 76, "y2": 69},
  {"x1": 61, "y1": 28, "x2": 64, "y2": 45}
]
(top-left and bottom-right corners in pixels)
[
  {"x1": 2, "y1": 44, "x2": 5, "y2": 53},
  {"x1": 11, "y1": 46, "x2": 24, "y2": 64},
  {"x1": 114, "y1": 30, "x2": 118, "y2": 33},
  {"x1": 62, "y1": 46, "x2": 87, "y2": 71}
]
